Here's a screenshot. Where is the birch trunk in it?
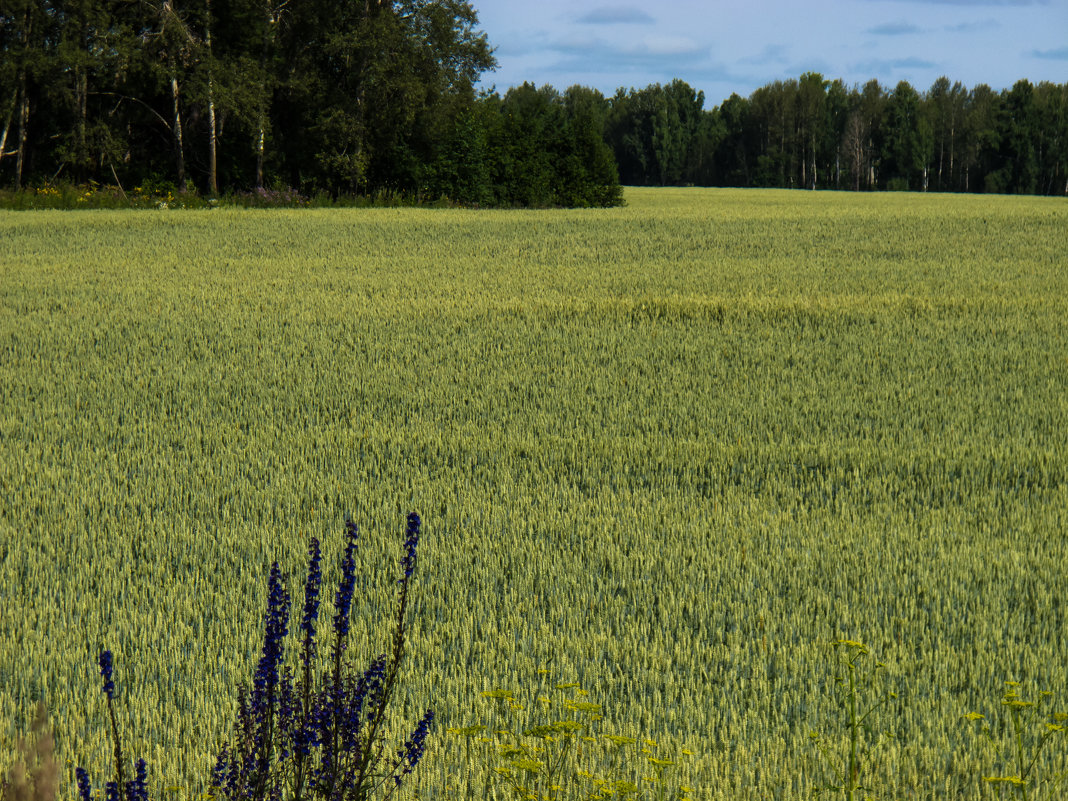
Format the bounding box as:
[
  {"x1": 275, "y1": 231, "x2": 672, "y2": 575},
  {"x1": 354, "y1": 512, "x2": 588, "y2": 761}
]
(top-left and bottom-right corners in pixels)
[
  {"x1": 949, "y1": 123, "x2": 955, "y2": 188},
  {"x1": 937, "y1": 138, "x2": 943, "y2": 190},
  {"x1": 171, "y1": 72, "x2": 187, "y2": 191},
  {"x1": 254, "y1": 0, "x2": 277, "y2": 191},
  {"x1": 0, "y1": 96, "x2": 14, "y2": 164},
  {"x1": 160, "y1": 1, "x2": 188, "y2": 191},
  {"x1": 11, "y1": 5, "x2": 32, "y2": 188},
  {"x1": 205, "y1": 0, "x2": 218, "y2": 195},
  {"x1": 255, "y1": 124, "x2": 265, "y2": 190},
  {"x1": 811, "y1": 134, "x2": 817, "y2": 190},
  {"x1": 207, "y1": 86, "x2": 218, "y2": 195},
  {"x1": 15, "y1": 85, "x2": 29, "y2": 188}
]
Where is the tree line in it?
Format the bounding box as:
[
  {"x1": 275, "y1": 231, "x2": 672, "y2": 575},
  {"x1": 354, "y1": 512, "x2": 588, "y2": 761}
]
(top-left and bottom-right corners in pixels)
[
  {"x1": 0, "y1": 0, "x2": 620, "y2": 206},
  {"x1": 605, "y1": 75, "x2": 1068, "y2": 195},
  {"x1": 1, "y1": 1, "x2": 1064, "y2": 204}
]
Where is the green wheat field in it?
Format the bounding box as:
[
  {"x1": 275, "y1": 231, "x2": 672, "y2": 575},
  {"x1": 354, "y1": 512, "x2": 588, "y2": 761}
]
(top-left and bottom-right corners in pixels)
[{"x1": 1, "y1": 188, "x2": 1067, "y2": 800}]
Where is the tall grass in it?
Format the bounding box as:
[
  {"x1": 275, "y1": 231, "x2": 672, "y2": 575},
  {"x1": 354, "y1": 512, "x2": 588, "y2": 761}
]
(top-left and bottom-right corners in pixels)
[
  {"x1": 2, "y1": 189, "x2": 1067, "y2": 798},
  {"x1": 2, "y1": 539, "x2": 1064, "y2": 801}
]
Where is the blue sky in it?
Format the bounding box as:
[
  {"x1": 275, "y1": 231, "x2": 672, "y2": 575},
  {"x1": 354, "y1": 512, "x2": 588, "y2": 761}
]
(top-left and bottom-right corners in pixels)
[{"x1": 470, "y1": 0, "x2": 1068, "y2": 106}]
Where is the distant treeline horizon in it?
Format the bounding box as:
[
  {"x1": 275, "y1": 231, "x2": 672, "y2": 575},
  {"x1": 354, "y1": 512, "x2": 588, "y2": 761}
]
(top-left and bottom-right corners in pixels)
[
  {"x1": 1, "y1": 1, "x2": 1064, "y2": 204},
  {"x1": 602, "y1": 74, "x2": 1067, "y2": 196}
]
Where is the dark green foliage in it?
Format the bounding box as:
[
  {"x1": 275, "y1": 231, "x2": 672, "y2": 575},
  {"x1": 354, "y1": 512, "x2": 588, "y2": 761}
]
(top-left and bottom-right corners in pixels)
[
  {"x1": 558, "y1": 85, "x2": 624, "y2": 207},
  {"x1": 472, "y1": 83, "x2": 620, "y2": 208},
  {"x1": 0, "y1": 1, "x2": 624, "y2": 207},
  {"x1": 882, "y1": 81, "x2": 933, "y2": 190},
  {"x1": 1, "y1": 2, "x2": 1061, "y2": 201},
  {"x1": 606, "y1": 79, "x2": 713, "y2": 186},
  {"x1": 602, "y1": 73, "x2": 1067, "y2": 195}
]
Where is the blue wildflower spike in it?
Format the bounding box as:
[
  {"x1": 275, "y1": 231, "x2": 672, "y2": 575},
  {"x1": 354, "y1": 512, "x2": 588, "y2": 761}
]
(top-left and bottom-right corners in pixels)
[
  {"x1": 207, "y1": 512, "x2": 434, "y2": 801},
  {"x1": 400, "y1": 512, "x2": 421, "y2": 582},
  {"x1": 75, "y1": 768, "x2": 92, "y2": 801},
  {"x1": 99, "y1": 650, "x2": 115, "y2": 699},
  {"x1": 333, "y1": 519, "x2": 359, "y2": 639},
  {"x1": 301, "y1": 537, "x2": 323, "y2": 662}
]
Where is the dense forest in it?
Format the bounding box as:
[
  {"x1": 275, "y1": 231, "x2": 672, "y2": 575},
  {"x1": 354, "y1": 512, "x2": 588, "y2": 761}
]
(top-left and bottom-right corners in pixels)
[
  {"x1": 0, "y1": 0, "x2": 621, "y2": 206},
  {"x1": 1, "y1": 0, "x2": 1065, "y2": 205},
  {"x1": 609, "y1": 75, "x2": 1068, "y2": 196}
]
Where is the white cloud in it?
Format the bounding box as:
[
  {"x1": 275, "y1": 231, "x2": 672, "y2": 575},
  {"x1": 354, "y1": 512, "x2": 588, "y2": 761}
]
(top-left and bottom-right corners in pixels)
[
  {"x1": 1031, "y1": 46, "x2": 1068, "y2": 59},
  {"x1": 867, "y1": 22, "x2": 923, "y2": 35},
  {"x1": 577, "y1": 6, "x2": 656, "y2": 24},
  {"x1": 639, "y1": 35, "x2": 704, "y2": 56}
]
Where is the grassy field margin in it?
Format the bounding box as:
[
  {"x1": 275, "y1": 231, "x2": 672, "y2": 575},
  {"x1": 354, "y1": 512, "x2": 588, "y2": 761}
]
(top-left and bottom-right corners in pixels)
[{"x1": 2, "y1": 188, "x2": 1066, "y2": 799}]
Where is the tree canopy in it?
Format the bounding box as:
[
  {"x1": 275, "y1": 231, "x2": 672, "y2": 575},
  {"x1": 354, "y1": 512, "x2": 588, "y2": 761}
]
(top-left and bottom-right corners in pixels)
[
  {"x1": 1, "y1": 2, "x2": 1064, "y2": 203},
  {"x1": 605, "y1": 75, "x2": 1067, "y2": 195},
  {"x1": 0, "y1": 0, "x2": 617, "y2": 205}
]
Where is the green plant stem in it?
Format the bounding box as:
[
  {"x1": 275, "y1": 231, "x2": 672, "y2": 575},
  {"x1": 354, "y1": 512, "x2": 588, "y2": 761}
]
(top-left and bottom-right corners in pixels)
[
  {"x1": 848, "y1": 659, "x2": 857, "y2": 801},
  {"x1": 1012, "y1": 710, "x2": 1029, "y2": 801}
]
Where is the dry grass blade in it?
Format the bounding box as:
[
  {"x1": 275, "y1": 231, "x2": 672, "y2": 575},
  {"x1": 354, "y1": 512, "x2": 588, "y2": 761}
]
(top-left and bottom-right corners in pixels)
[{"x1": 1, "y1": 704, "x2": 58, "y2": 801}]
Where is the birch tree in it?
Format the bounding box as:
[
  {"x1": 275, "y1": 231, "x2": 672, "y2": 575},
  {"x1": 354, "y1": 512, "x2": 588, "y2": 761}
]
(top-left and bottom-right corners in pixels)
[{"x1": 139, "y1": 0, "x2": 196, "y2": 190}]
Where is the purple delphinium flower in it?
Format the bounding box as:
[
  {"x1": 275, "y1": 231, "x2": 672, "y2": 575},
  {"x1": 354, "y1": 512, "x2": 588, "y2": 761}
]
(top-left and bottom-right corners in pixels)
[
  {"x1": 363, "y1": 654, "x2": 388, "y2": 712},
  {"x1": 96, "y1": 649, "x2": 128, "y2": 792},
  {"x1": 394, "y1": 709, "x2": 434, "y2": 784},
  {"x1": 76, "y1": 768, "x2": 92, "y2": 801},
  {"x1": 125, "y1": 758, "x2": 148, "y2": 801},
  {"x1": 399, "y1": 513, "x2": 420, "y2": 582},
  {"x1": 105, "y1": 781, "x2": 120, "y2": 801},
  {"x1": 385, "y1": 513, "x2": 421, "y2": 685},
  {"x1": 252, "y1": 563, "x2": 290, "y2": 714},
  {"x1": 289, "y1": 537, "x2": 324, "y2": 785},
  {"x1": 338, "y1": 655, "x2": 387, "y2": 753},
  {"x1": 210, "y1": 745, "x2": 230, "y2": 797},
  {"x1": 99, "y1": 650, "x2": 114, "y2": 698},
  {"x1": 301, "y1": 537, "x2": 323, "y2": 664},
  {"x1": 209, "y1": 512, "x2": 435, "y2": 801},
  {"x1": 318, "y1": 517, "x2": 360, "y2": 791},
  {"x1": 291, "y1": 692, "x2": 321, "y2": 763},
  {"x1": 278, "y1": 665, "x2": 296, "y2": 762},
  {"x1": 333, "y1": 519, "x2": 358, "y2": 639},
  {"x1": 246, "y1": 561, "x2": 290, "y2": 796},
  {"x1": 222, "y1": 736, "x2": 243, "y2": 799}
]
